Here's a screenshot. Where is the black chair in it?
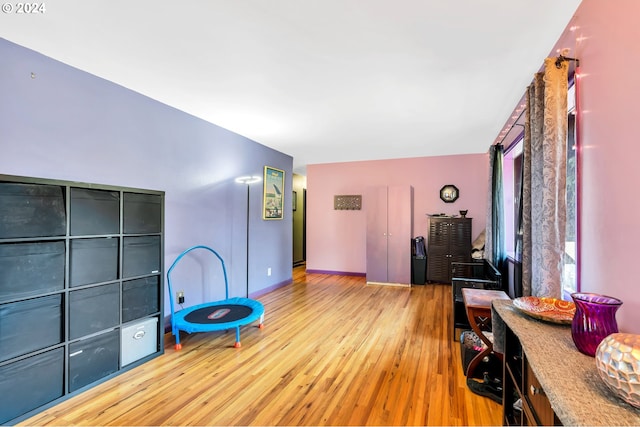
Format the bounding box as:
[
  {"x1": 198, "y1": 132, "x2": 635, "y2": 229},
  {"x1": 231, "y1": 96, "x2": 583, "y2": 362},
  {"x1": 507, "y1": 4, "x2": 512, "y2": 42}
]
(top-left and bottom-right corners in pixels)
[{"x1": 451, "y1": 259, "x2": 502, "y2": 340}]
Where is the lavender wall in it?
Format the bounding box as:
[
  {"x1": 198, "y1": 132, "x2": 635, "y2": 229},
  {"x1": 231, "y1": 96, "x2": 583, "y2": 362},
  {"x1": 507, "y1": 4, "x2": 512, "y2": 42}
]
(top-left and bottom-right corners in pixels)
[
  {"x1": 306, "y1": 154, "x2": 488, "y2": 274},
  {"x1": 553, "y1": 0, "x2": 640, "y2": 333},
  {"x1": 0, "y1": 38, "x2": 293, "y2": 316}
]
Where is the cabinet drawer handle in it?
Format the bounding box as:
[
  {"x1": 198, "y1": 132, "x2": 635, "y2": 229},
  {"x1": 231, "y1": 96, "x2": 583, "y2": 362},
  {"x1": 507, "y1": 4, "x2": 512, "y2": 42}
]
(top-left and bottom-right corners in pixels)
[{"x1": 530, "y1": 385, "x2": 542, "y2": 396}]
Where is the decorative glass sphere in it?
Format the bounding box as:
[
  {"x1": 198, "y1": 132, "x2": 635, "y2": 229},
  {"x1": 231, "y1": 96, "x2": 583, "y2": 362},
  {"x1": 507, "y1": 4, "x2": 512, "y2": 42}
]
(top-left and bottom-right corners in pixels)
[{"x1": 595, "y1": 333, "x2": 640, "y2": 409}]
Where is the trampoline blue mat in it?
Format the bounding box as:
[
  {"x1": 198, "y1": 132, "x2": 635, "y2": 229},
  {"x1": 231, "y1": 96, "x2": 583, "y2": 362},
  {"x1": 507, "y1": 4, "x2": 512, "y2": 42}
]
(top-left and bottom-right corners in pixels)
[
  {"x1": 185, "y1": 304, "x2": 253, "y2": 324},
  {"x1": 173, "y1": 297, "x2": 264, "y2": 334}
]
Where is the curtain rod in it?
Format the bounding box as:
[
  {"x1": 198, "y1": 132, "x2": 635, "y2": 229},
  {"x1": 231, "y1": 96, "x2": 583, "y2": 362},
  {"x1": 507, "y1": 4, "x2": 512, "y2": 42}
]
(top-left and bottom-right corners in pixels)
[
  {"x1": 496, "y1": 107, "x2": 525, "y2": 149},
  {"x1": 496, "y1": 54, "x2": 580, "y2": 150},
  {"x1": 555, "y1": 54, "x2": 580, "y2": 69}
]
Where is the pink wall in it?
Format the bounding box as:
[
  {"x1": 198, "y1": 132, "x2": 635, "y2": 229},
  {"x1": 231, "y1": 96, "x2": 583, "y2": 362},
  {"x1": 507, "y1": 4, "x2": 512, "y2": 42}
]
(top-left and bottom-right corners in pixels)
[
  {"x1": 306, "y1": 0, "x2": 640, "y2": 335},
  {"x1": 306, "y1": 154, "x2": 488, "y2": 274},
  {"x1": 550, "y1": 0, "x2": 640, "y2": 333}
]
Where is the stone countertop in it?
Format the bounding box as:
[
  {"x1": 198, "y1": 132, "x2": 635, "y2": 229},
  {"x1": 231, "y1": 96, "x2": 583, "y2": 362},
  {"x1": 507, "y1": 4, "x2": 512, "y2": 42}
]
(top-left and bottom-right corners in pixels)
[{"x1": 492, "y1": 299, "x2": 640, "y2": 426}]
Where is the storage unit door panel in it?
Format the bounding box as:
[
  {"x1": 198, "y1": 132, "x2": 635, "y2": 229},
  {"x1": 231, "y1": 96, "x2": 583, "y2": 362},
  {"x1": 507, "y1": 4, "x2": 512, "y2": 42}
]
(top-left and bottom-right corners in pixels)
[
  {"x1": 69, "y1": 238, "x2": 119, "y2": 287},
  {"x1": 387, "y1": 186, "x2": 412, "y2": 284},
  {"x1": 0, "y1": 183, "x2": 66, "y2": 239},
  {"x1": 365, "y1": 186, "x2": 388, "y2": 283},
  {"x1": 0, "y1": 348, "x2": 64, "y2": 425},
  {"x1": 0, "y1": 294, "x2": 63, "y2": 362},
  {"x1": 68, "y1": 330, "x2": 119, "y2": 392},
  {"x1": 121, "y1": 317, "x2": 158, "y2": 366},
  {"x1": 123, "y1": 193, "x2": 162, "y2": 234},
  {"x1": 0, "y1": 241, "x2": 65, "y2": 302},
  {"x1": 122, "y1": 277, "x2": 160, "y2": 323},
  {"x1": 70, "y1": 188, "x2": 120, "y2": 236},
  {"x1": 122, "y1": 236, "x2": 161, "y2": 278},
  {"x1": 450, "y1": 219, "x2": 472, "y2": 253},
  {"x1": 69, "y1": 283, "x2": 119, "y2": 339},
  {"x1": 428, "y1": 219, "x2": 450, "y2": 248},
  {"x1": 427, "y1": 247, "x2": 450, "y2": 283}
]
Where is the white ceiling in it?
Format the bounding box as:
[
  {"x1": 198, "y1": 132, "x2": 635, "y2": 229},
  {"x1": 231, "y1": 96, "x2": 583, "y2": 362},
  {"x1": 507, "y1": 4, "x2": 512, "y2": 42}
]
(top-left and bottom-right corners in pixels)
[{"x1": 1, "y1": 0, "x2": 581, "y2": 174}]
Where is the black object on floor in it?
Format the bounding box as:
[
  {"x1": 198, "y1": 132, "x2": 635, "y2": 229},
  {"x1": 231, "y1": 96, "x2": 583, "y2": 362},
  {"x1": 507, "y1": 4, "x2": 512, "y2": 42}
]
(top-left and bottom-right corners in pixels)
[
  {"x1": 467, "y1": 374, "x2": 503, "y2": 404},
  {"x1": 460, "y1": 330, "x2": 503, "y2": 381},
  {"x1": 460, "y1": 330, "x2": 483, "y2": 372}
]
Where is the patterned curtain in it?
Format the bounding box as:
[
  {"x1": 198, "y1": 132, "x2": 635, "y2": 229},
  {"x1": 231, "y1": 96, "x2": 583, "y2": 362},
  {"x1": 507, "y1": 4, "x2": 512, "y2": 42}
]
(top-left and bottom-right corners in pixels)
[
  {"x1": 522, "y1": 58, "x2": 569, "y2": 298},
  {"x1": 484, "y1": 144, "x2": 505, "y2": 270}
]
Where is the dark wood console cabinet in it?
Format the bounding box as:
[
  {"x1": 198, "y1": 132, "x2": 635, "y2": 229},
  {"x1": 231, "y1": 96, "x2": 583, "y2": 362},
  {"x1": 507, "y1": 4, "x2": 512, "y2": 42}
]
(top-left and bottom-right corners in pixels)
[
  {"x1": 503, "y1": 323, "x2": 561, "y2": 425},
  {"x1": 427, "y1": 217, "x2": 471, "y2": 283}
]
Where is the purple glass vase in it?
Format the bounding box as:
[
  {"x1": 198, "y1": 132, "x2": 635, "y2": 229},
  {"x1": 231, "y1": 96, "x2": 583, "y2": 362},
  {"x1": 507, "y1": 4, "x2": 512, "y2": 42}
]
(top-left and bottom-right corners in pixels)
[{"x1": 571, "y1": 293, "x2": 623, "y2": 357}]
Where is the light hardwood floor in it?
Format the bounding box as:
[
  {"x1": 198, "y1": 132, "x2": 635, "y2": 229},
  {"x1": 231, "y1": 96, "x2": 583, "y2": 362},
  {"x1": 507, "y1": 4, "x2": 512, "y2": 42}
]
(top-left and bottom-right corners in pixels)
[{"x1": 22, "y1": 267, "x2": 502, "y2": 426}]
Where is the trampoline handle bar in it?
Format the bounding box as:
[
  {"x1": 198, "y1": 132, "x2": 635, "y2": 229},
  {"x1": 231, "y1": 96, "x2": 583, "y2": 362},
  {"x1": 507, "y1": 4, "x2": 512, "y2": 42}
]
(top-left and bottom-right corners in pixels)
[{"x1": 166, "y1": 245, "x2": 231, "y2": 319}]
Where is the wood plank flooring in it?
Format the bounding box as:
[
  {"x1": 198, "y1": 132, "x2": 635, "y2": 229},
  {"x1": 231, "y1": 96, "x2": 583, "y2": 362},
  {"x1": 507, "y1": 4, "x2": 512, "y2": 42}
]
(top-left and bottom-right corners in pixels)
[{"x1": 21, "y1": 267, "x2": 502, "y2": 426}]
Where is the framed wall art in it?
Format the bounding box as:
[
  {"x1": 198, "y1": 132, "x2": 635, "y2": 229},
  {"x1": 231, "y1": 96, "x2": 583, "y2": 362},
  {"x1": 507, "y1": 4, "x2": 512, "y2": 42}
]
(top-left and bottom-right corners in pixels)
[
  {"x1": 263, "y1": 166, "x2": 285, "y2": 220},
  {"x1": 334, "y1": 195, "x2": 362, "y2": 210},
  {"x1": 439, "y1": 184, "x2": 459, "y2": 203}
]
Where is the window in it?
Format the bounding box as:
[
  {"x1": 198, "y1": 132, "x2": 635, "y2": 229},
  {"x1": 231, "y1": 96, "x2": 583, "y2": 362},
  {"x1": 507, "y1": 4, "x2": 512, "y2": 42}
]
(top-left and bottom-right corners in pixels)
[
  {"x1": 562, "y1": 83, "x2": 578, "y2": 298},
  {"x1": 503, "y1": 139, "x2": 523, "y2": 261}
]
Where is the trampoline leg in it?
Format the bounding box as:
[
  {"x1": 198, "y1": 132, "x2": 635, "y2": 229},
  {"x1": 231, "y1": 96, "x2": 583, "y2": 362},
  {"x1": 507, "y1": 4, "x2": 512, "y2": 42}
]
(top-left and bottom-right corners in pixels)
[
  {"x1": 174, "y1": 331, "x2": 182, "y2": 351},
  {"x1": 234, "y1": 327, "x2": 241, "y2": 348},
  {"x1": 259, "y1": 313, "x2": 265, "y2": 329}
]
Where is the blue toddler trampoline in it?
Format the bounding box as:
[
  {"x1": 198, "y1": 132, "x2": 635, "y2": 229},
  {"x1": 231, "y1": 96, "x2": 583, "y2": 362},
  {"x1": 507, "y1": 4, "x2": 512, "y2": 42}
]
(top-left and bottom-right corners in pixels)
[{"x1": 166, "y1": 245, "x2": 264, "y2": 349}]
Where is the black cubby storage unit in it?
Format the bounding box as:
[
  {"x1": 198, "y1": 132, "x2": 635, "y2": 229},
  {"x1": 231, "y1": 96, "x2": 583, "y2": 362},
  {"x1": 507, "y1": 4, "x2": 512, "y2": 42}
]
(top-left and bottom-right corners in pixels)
[{"x1": 0, "y1": 175, "x2": 164, "y2": 425}]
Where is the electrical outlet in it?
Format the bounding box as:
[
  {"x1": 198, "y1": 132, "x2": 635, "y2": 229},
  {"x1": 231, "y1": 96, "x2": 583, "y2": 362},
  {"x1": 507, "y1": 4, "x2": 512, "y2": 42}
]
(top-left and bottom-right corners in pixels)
[
  {"x1": 177, "y1": 290, "x2": 185, "y2": 304},
  {"x1": 267, "y1": 267, "x2": 272, "y2": 276}
]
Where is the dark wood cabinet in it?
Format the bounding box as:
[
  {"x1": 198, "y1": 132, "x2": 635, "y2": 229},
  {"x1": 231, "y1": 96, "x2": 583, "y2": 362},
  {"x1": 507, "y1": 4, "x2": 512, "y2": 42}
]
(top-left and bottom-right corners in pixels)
[
  {"x1": 426, "y1": 217, "x2": 471, "y2": 283},
  {"x1": 494, "y1": 299, "x2": 640, "y2": 427},
  {"x1": 0, "y1": 175, "x2": 164, "y2": 425},
  {"x1": 503, "y1": 324, "x2": 561, "y2": 426}
]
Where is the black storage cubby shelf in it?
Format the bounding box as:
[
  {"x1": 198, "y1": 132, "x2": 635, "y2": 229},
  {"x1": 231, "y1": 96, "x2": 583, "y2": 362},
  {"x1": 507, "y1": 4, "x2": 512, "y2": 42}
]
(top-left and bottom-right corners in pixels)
[{"x1": 0, "y1": 175, "x2": 164, "y2": 425}]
